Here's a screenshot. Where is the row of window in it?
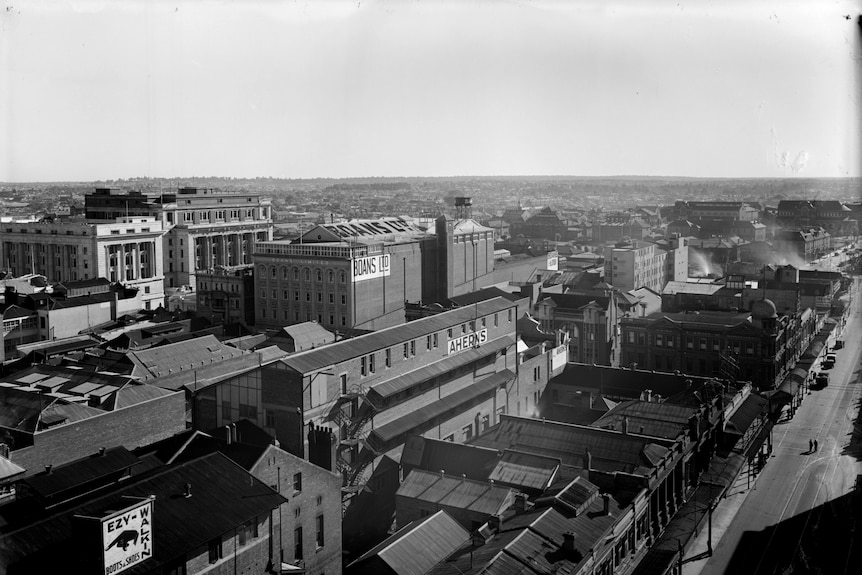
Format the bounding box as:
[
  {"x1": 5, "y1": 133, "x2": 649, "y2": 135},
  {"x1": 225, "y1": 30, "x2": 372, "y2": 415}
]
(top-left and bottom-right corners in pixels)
[
  {"x1": 625, "y1": 331, "x2": 760, "y2": 355},
  {"x1": 260, "y1": 265, "x2": 348, "y2": 284},
  {"x1": 260, "y1": 288, "x2": 347, "y2": 305}
]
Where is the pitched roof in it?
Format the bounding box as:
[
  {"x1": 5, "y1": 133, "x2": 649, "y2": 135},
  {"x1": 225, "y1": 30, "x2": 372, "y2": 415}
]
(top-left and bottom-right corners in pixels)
[
  {"x1": 0, "y1": 453, "x2": 286, "y2": 573},
  {"x1": 349, "y1": 510, "x2": 469, "y2": 574},
  {"x1": 281, "y1": 297, "x2": 516, "y2": 374},
  {"x1": 724, "y1": 393, "x2": 768, "y2": 436},
  {"x1": 397, "y1": 470, "x2": 514, "y2": 516},
  {"x1": 264, "y1": 321, "x2": 335, "y2": 352},
  {"x1": 21, "y1": 446, "x2": 139, "y2": 501},
  {"x1": 470, "y1": 415, "x2": 672, "y2": 477},
  {"x1": 125, "y1": 334, "x2": 247, "y2": 380},
  {"x1": 401, "y1": 436, "x2": 500, "y2": 480},
  {"x1": 590, "y1": 400, "x2": 694, "y2": 439}
]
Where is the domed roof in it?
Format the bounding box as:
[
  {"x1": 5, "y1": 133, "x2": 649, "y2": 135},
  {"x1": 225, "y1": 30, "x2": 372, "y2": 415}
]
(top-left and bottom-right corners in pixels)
[{"x1": 751, "y1": 298, "x2": 777, "y2": 320}]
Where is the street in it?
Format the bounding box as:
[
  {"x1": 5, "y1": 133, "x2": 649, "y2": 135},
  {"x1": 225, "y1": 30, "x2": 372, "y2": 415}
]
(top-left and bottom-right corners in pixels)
[{"x1": 686, "y1": 276, "x2": 862, "y2": 575}]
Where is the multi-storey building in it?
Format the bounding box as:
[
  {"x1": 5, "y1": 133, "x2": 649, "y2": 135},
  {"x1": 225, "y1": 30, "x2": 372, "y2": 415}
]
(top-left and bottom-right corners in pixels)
[
  {"x1": 196, "y1": 264, "x2": 255, "y2": 326},
  {"x1": 671, "y1": 200, "x2": 760, "y2": 221},
  {"x1": 773, "y1": 228, "x2": 831, "y2": 263},
  {"x1": 253, "y1": 214, "x2": 495, "y2": 331},
  {"x1": 603, "y1": 238, "x2": 687, "y2": 293},
  {"x1": 277, "y1": 297, "x2": 565, "y2": 497},
  {"x1": 85, "y1": 187, "x2": 274, "y2": 290},
  {"x1": 534, "y1": 293, "x2": 618, "y2": 366},
  {"x1": 1, "y1": 217, "x2": 165, "y2": 309},
  {"x1": 619, "y1": 301, "x2": 802, "y2": 390},
  {"x1": 776, "y1": 200, "x2": 857, "y2": 237}
]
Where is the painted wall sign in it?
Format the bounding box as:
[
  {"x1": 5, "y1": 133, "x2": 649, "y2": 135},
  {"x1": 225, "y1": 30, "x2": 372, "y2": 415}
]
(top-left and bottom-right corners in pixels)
[
  {"x1": 352, "y1": 254, "x2": 391, "y2": 282},
  {"x1": 447, "y1": 329, "x2": 488, "y2": 355}
]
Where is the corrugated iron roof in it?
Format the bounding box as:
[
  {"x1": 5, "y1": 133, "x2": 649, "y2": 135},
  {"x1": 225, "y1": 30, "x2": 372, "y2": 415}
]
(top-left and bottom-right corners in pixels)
[
  {"x1": 22, "y1": 447, "x2": 139, "y2": 500},
  {"x1": 370, "y1": 370, "x2": 515, "y2": 446},
  {"x1": 397, "y1": 470, "x2": 514, "y2": 516},
  {"x1": 349, "y1": 510, "x2": 469, "y2": 574},
  {"x1": 370, "y1": 336, "x2": 515, "y2": 399},
  {"x1": 401, "y1": 436, "x2": 500, "y2": 480},
  {"x1": 487, "y1": 450, "x2": 560, "y2": 492},
  {"x1": 471, "y1": 415, "x2": 671, "y2": 476},
  {"x1": 280, "y1": 298, "x2": 517, "y2": 374},
  {"x1": 725, "y1": 393, "x2": 768, "y2": 436},
  {"x1": 126, "y1": 335, "x2": 246, "y2": 380}
]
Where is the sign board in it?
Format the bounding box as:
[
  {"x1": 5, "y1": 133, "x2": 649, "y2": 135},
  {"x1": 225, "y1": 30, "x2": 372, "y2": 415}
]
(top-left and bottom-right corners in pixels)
[
  {"x1": 551, "y1": 344, "x2": 567, "y2": 372},
  {"x1": 102, "y1": 498, "x2": 153, "y2": 575},
  {"x1": 547, "y1": 251, "x2": 559, "y2": 271},
  {"x1": 352, "y1": 254, "x2": 391, "y2": 282},
  {"x1": 447, "y1": 329, "x2": 488, "y2": 355}
]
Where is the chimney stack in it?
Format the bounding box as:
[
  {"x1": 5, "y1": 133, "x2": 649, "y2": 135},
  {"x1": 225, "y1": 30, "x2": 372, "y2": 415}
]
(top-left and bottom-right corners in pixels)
[
  {"x1": 99, "y1": 446, "x2": 106, "y2": 456},
  {"x1": 225, "y1": 425, "x2": 232, "y2": 445},
  {"x1": 488, "y1": 514, "x2": 502, "y2": 533},
  {"x1": 562, "y1": 531, "x2": 576, "y2": 554},
  {"x1": 602, "y1": 494, "x2": 610, "y2": 515},
  {"x1": 184, "y1": 483, "x2": 192, "y2": 498},
  {"x1": 45, "y1": 464, "x2": 52, "y2": 474},
  {"x1": 514, "y1": 493, "x2": 527, "y2": 512},
  {"x1": 621, "y1": 416, "x2": 629, "y2": 435}
]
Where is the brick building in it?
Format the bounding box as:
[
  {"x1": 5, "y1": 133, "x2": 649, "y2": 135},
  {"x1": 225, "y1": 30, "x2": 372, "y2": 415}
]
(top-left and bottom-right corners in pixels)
[
  {"x1": 773, "y1": 228, "x2": 831, "y2": 263},
  {"x1": 534, "y1": 293, "x2": 618, "y2": 366},
  {"x1": 0, "y1": 450, "x2": 285, "y2": 574},
  {"x1": 196, "y1": 264, "x2": 255, "y2": 326},
  {"x1": 619, "y1": 302, "x2": 804, "y2": 390},
  {"x1": 0, "y1": 365, "x2": 186, "y2": 475},
  {"x1": 603, "y1": 238, "x2": 688, "y2": 293},
  {"x1": 253, "y1": 214, "x2": 495, "y2": 332}
]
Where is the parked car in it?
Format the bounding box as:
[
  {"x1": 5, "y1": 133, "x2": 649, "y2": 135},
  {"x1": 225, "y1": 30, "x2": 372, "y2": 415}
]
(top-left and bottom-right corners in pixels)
[
  {"x1": 834, "y1": 340, "x2": 844, "y2": 350},
  {"x1": 822, "y1": 355, "x2": 836, "y2": 369},
  {"x1": 814, "y1": 372, "x2": 829, "y2": 387}
]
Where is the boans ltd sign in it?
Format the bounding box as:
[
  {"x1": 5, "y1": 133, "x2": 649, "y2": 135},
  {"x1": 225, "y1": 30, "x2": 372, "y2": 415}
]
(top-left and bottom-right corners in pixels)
[{"x1": 352, "y1": 254, "x2": 391, "y2": 282}]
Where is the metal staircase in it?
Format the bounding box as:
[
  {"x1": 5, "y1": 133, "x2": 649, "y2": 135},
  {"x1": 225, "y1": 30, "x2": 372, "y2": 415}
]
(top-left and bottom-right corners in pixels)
[{"x1": 326, "y1": 383, "x2": 383, "y2": 496}]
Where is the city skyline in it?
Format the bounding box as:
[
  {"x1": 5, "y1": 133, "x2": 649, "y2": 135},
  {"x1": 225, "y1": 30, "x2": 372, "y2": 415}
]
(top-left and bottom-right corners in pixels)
[{"x1": 1, "y1": 0, "x2": 859, "y2": 182}]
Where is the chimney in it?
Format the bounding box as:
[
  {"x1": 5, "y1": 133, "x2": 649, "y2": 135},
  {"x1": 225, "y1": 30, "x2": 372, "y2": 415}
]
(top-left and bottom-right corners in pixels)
[
  {"x1": 472, "y1": 524, "x2": 494, "y2": 547},
  {"x1": 644, "y1": 389, "x2": 652, "y2": 402},
  {"x1": 45, "y1": 464, "x2": 52, "y2": 474},
  {"x1": 602, "y1": 493, "x2": 610, "y2": 515},
  {"x1": 514, "y1": 493, "x2": 527, "y2": 512},
  {"x1": 99, "y1": 447, "x2": 106, "y2": 456},
  {"x1": 230, "y1": 423, "x2": 237, "y2": 444},
  {"x1": 621, "y1": 416, "x2": 629, "y2": 435},
  {"x1": 184, "y1": 483, "x2": 192, "y2": 498},
  {"x1": 583, "y1": 447, "x2": 592, "y2": 471},
  {"x1": 562, "y1": 531, "x2": 576, "y2": 554},
  {"x1": 488, "y1": 514, "x2": 503, "y2": 533},
  {"x1": 225, "y1": 425, "x2": 232, "y2": 445}
]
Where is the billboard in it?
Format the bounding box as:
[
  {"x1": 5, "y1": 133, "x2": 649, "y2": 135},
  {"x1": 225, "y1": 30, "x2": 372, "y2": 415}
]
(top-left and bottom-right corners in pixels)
[
  {"x1": 102, "y1": 498, "x2": 153, "y2": 575},
  {"x1": 447, "y1": 329, "x2": 488, "y2": 355},
  {"x1": 352, "y1": 254, "x2": 391, "y2": 282},
  {"x1": 547, "y1": 251, "x2": 559, "y2": 271}
]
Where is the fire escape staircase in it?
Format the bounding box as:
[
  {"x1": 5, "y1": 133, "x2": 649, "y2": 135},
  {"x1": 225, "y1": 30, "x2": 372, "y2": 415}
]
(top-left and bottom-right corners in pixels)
[{"x1": 326, "y1": 384, "x2": 384, "y2": 496}]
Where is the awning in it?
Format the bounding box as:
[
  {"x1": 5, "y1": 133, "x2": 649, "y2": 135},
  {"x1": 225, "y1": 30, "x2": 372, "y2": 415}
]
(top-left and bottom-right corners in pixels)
[
  {"x1": 724, "y1": 393, "x2": 768, "y2": 436},
  {"x1": 369, "y1": 336, "x2": 515, "y2": 400},
  {"x1": 369, "y1": 369, "x2": 515, "y2": 447}
]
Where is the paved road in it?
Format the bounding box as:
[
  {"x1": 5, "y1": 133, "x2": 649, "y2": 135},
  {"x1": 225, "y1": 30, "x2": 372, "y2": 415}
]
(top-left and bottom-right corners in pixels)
[{"x1": 692, "y1": 277, "x2": 862, "y2": 575}]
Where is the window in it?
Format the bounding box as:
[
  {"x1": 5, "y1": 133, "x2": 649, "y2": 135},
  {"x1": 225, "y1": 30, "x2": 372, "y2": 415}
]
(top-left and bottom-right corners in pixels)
[
  {"x1": 328, "y1": 293, "x2": 334, "y2": 303},
  {"x1": 462, "y1": 424, "x2": 473, "y2": 442},
  {"x1": 385, "y1": 348, "x2": 391, "y2": 367},
  {"x1": 410, "y1": 340, "x2": 416, "y2": 356},
  {"x1": 361, "y1": 356, "x2": 367, "y2": 376},
  {"x1": 340, "y1": 294, "x2": 346, "y2": 305},
  {"x1": 447, "y1": 328, "x2": 453, "y2": 338},
  {"x1": 494, "y1": 313, "x2": 499, "y2": 327},
  {"x1": 403, "y1": 343, "x2": 409, "y2": 359},
  {"x1": 238, "y1": 517, "x2": 258, "y2": 546},
  {"x1": 317, "y1": 495, "x2": 323, "y2": 505},
  {"x1": 239, "y1": 404, "x2": 256, "y2": 419},
  {"x1": 316, "y1": 515, "x2": 325, "y2": 548},
  {"x1": 481, "y1": 415, "x2": 490, "y2": 431},
  {"x1": 265, "y1": 410, "x2": 276, "y2": 428},
  {"x1": 656, "y1": 334, "x2": 663, "y2": 346},
  {"x1": 293, "y1": 473, "x2": 302, "y2": 492},
  {"x1": 369, "y1": 354, "x2": 375, "y2": 373},
  {"x1": 294, "y1": 527, "x2": 303, "y2": 560},
  {"x1": 508, "y1": 309, "x2": 512, "y2": 322},
  {"x1": 533, "y1": 366, "x2": 541, "y2": 381},
  {"x1": 433, "y1": 333, "x2": 438, "y2": 348},
  {"x1": 208, "y1": 537, "x2": 223, "y2": 564},
  {"x1": 427, "y1": 335, "x2": 432, "y2": 350}
]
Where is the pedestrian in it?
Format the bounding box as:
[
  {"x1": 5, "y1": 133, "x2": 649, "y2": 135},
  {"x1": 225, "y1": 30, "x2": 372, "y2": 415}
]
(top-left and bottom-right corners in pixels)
[
  {"x1": 814, "y1": 439, "x2": 818, "y2": 451},
  {"x1": 809, "y1": 439, "x2": 813, "y2": 452}
]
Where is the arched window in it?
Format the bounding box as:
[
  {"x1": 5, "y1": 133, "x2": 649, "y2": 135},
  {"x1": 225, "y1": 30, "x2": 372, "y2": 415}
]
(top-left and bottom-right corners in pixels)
[
  {"x1": 315, "y1": 268, "x2": 323, "y2": 282},
  {"x1": 339, "y1": 270, "x2": 346, "y2": 283},
  {"x1": 303, "y1": 268, "x2": 311, "y2": 282},
  {"x1": 293, "y1": 267, "x2": 300, "y2": 280},
  {"x1": 327, "y1": 269, "x2": 334, "y2": 282},
  {"x1": 271, "y1": 266, "x2": 277, "y2": 279},
  {"x1": 282, "y1": 266, "x2": 288, "y2": 279},
  {"x1": 258, "y1": 265, "x2": 266, "y2": 277}
]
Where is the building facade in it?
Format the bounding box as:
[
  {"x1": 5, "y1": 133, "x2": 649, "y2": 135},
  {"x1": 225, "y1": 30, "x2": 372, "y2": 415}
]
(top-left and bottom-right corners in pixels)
[
  {"x1": 604, "y1": 239, "x2": 687, "y2": 293},
  {"x1": 196, "y1": 264, "x2": 255, "y2": 326},
  {"x1": 1, "y1": 217, "x2": 165, "y2": 309}
]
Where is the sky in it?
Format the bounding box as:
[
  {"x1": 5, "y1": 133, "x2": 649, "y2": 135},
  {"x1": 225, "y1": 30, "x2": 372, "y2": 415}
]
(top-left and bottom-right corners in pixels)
[{"x1": 1, "y1": 0, "x2": 859, "y2": 182}]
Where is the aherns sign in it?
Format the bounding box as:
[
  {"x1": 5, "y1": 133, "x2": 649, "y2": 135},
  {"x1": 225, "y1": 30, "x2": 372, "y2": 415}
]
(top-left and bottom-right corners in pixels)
[{"x1": 447, "y1": 329, "x2": 488, "y2": 355}]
